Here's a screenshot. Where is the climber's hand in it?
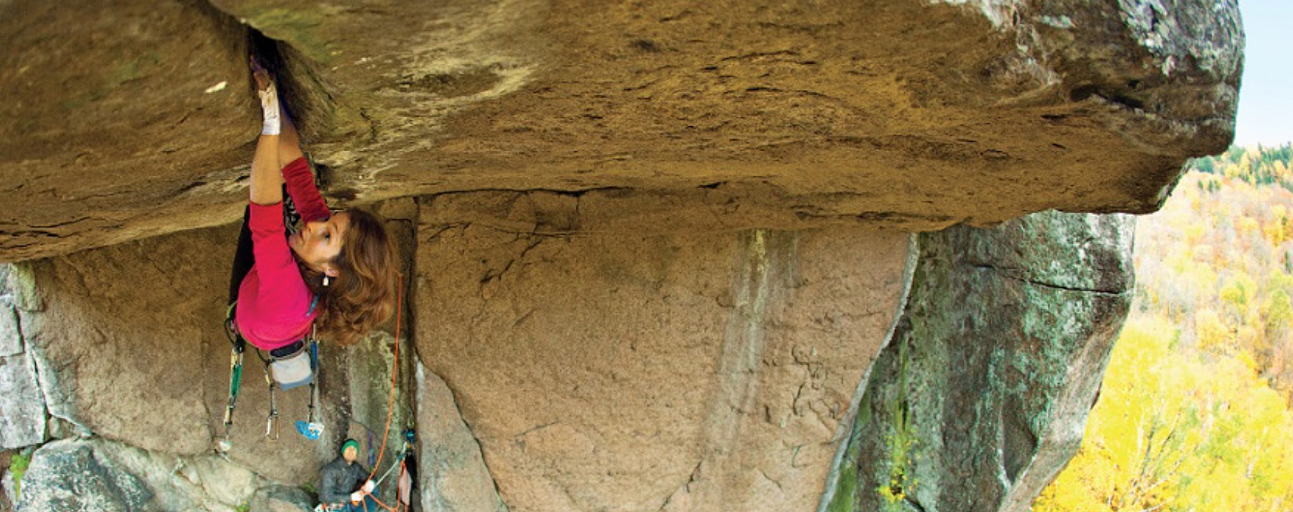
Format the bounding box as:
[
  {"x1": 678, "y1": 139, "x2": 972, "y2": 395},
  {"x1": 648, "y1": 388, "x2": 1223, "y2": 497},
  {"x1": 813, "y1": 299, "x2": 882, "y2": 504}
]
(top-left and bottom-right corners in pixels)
[
  {"x1": 363, "y1": 480, "x2": 376, "y2": 493},
  {"x1": 350, "y1": 491, "x2": 364, "y2": 503}
]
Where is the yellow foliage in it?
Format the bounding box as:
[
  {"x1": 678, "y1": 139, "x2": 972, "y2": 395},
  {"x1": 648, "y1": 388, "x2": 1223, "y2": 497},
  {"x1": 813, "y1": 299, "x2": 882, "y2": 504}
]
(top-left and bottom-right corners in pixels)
[
  {"x1": 1035, "y1": 315, "x2": 1293, "y2": 512},
  {"x1": 1194, "y1": 309, "x2": 1232, "y2": 352},
  {"x1": 1238, "y1": 215, "x2": 1260, "y2": 234},
  {"x1": 1040, "y1": 163, "x2": 1293, "y2": 511}
]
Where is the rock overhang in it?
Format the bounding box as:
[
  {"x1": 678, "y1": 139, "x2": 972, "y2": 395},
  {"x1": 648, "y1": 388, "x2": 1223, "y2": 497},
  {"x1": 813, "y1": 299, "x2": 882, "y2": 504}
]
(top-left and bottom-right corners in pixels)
[{"x1": 0, "y1": 0, "x2": 1242, "y2": 262}]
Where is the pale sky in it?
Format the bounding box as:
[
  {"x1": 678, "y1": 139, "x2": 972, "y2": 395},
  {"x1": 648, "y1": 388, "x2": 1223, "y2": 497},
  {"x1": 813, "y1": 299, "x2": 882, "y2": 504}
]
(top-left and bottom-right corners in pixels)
[{"x1": 1234, "y1": 0, "x2": 1293, "y2": 147}]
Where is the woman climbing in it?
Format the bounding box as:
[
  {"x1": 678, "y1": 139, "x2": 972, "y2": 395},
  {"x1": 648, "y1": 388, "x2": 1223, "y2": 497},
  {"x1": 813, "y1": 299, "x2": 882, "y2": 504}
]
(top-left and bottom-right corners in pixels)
[
  {"x1": 232, "y1": 56, "x2": 398, "y2": 350},
  {"x1": 221, "y1": 55, "x2": 399, "y2": 444}
]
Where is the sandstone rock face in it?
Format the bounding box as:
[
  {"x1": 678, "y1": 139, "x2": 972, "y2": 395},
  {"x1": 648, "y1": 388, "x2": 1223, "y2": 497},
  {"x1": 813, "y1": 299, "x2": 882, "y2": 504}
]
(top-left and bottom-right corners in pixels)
[
  {"x1": 826, "y1": 211, "x2": 1134, "y2": 512},
  {"x1": 0, "y1": 1, "x2": 1238, "y2": 509},
  {"x1": 0, "y1": 0, "x2": 1242, "y2": 262},
  {"x1": 417, "y1": 191, "x2": 915, "y2": 512}
]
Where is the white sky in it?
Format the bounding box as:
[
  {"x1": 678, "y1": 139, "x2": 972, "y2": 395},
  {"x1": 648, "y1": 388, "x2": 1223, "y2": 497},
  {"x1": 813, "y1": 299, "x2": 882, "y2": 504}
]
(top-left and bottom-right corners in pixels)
[{"x1": 1234, "y1": 0, "x2": 1293, "y2": 147}]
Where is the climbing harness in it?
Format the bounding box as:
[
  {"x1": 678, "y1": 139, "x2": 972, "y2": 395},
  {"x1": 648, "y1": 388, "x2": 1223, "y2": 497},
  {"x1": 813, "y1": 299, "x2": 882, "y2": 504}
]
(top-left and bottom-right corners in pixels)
[
  {"x1": 219, "y1": 304, "x2": 324, "y2": 449},
  {"x1": 296, "y1": 337, "x2": 325, "y2": 440}
]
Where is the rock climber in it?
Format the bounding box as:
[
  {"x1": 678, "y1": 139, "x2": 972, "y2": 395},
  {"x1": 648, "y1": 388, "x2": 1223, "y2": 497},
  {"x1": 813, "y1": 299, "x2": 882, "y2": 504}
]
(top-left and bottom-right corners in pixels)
[
  {"x1": 227, "y1": 55, "x2": 399, "y2": 358},
  {"x1": 319, "y1": 438, "x2": 378, "y2": 511}
]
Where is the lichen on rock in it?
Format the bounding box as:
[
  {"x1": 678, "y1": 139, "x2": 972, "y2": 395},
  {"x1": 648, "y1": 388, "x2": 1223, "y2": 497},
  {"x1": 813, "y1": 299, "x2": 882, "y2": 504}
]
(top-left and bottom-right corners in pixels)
[{"x1": 828, "y1": 211, "x2": 1134, "y2": 512}]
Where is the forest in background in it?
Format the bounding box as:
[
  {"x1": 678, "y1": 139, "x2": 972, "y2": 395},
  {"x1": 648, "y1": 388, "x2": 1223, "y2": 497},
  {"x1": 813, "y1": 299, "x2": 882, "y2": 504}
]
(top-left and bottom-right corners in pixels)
[{"x1": 1034, "y1": 145, "x2": 1293, "y2": 511}]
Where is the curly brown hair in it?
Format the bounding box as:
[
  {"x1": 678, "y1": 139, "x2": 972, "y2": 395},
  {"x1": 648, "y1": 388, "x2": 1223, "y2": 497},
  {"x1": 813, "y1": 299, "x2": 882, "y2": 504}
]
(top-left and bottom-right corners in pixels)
[{"x1": 298, "y1": 208, "x2": 400, "y2": 346}]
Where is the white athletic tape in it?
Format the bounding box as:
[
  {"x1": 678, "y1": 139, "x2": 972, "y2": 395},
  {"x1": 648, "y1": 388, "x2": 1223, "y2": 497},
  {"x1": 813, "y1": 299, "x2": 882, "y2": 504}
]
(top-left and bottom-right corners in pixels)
[{"x1": 259, "y1": 83, "x2": 281, "y2": 136}]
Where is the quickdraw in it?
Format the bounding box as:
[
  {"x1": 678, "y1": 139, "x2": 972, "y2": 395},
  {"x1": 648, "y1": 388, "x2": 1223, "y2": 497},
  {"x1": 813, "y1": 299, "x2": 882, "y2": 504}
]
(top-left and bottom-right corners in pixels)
[{"x1": 219, "y1": 305, "x2": 324, "y2": 451}]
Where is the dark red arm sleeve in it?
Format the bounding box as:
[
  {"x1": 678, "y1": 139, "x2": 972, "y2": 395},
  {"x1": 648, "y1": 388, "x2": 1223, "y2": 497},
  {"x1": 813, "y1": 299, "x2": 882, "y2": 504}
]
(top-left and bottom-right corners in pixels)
[{"x1": 282, "y1": 156, "x2": 331, "y2": 223}]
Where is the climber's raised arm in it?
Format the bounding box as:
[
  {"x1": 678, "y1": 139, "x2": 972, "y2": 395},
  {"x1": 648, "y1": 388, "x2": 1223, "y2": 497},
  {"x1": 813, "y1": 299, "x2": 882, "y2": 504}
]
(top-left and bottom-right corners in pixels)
[{"x1": 249, "y1": 57, "x2": 284, "y2": 207}]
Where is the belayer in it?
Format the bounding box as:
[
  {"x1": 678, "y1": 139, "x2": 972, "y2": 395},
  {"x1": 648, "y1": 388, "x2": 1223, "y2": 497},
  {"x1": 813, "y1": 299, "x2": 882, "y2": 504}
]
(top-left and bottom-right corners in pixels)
[
  {"x1": 320, "y1": 439, "x2": 379, "y2": 511},
  {"x1": 220, "y1": 54, "x2": 399, "y2": 446}
]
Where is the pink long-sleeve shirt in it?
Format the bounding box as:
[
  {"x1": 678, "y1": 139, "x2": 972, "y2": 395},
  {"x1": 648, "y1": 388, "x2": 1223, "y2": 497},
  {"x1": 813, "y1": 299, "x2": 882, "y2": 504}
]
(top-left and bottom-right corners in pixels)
[{"x1": 236, "y1": 156, "x2": 331, "y2": 350}]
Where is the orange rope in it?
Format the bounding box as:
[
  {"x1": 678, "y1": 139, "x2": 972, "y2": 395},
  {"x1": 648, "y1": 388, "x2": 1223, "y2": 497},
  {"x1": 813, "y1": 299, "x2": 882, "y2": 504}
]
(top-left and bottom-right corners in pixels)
[
  {"x1": 360, "y1": 276, "x2": 404, "y2": 511},
  {"x1": 365, "y1": 461, "x2": 409, "y2": 511}
]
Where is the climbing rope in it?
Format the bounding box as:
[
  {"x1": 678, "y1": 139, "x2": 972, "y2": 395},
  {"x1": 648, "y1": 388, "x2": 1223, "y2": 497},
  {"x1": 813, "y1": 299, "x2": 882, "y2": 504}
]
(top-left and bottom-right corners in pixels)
[{"x1": 359, "y1": 276, "x2": 408, "y2": 512}]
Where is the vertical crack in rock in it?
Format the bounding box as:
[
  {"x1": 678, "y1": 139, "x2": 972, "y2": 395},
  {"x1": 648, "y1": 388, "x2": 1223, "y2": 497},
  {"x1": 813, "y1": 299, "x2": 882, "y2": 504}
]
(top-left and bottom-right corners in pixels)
[
  {"x1": 415, "y1": 362, "x2": 509, "y2": 512},
  {"x1": 816, "y1": 234, "x2": 919, "y2": 512}
]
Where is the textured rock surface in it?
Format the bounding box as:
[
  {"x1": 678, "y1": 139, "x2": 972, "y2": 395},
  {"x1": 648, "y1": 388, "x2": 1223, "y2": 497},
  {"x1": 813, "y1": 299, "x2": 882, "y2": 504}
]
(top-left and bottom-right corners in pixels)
[
  {"x1": 0, "y1": 307, "x2": 20, "y2": 357},
  {"x1": 16, "y1": 227, "x2": 238, "y2": 456},
  {"x1": 0, "y1": 0, "x2": 1242, "y2": 262},
  {"x1": 249, "y1": 485, "x2": 314, "y2": 512},
  {"x1": 0, "y1": 352, "x2": 45, "y2": 450},
  {"x1": 16, "y1": 437, "x2": 300, "y2": 512},
  {"x1": 416, "y1": 362, "x2": 508, "y2": 512},
  {"x1": 417, "y1": 191, "x2": 914, "y2": 512},
  {"x1": 1, "y1": 266, "x2": 47, "y2": 452},
  {"x1": 827, "y1": 211, "x2": 1134, "y2": 512},
  {"x1": 18, "y1": 439, "x2": 155, "y2": 512},
  {"x1": 0, "y1": 267, "x2": 19, "y2": 357},
  {"x1": 0, "y1": 1, "x2": 1239, "y2": 509},
  {"x1": 3, "y1": 468, "x2": 15, "y2": 512},
  {"x1": 343, "y1": 329, "x2": 417, "y2": 506},
  {"x1": 1, "y1": 263, "x2": 45, "y2": 451}
]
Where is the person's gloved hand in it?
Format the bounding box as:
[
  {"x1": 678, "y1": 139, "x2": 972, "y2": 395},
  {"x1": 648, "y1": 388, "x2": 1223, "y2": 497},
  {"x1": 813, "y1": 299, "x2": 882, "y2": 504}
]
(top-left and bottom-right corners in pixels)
[
  {"x1": 363, "y1": 480, "x2": 376, "y2": 493},
  {"x1": 350, "y1": 491, "x2": 363, "y2": 503}
]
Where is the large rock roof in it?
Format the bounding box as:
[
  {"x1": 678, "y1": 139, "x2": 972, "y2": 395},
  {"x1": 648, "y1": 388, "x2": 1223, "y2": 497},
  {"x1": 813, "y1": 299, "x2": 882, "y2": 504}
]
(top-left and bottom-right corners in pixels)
[{"x1": 0, "y1": 0, "x2": 1242, "y2": 261}]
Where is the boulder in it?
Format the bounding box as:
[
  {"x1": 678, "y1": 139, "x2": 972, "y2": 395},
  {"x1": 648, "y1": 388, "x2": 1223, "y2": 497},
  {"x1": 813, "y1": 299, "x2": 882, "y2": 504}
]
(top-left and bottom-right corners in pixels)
[
  {"x1": 0, "y1": 0, "x2": 1243, "y2": 261},
  {"x1": 417, "y1": 191, "x2": 916, "y2": 511},
  {"x1": 18, "y1": 439, "x2": 156, "y2": 512},
  {"x1": 827, "y1": 211, "x2": 1134, "y2": 512},
  {"x1": 17, "y1": 436, "x2": 298, "y2": 512}
]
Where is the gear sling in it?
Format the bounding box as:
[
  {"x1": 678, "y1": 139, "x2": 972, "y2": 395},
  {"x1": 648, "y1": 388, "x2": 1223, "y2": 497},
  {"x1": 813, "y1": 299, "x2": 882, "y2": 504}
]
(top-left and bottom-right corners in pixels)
[{"x1": 220, "y1": 191, "x2": 323, "y2": 452}]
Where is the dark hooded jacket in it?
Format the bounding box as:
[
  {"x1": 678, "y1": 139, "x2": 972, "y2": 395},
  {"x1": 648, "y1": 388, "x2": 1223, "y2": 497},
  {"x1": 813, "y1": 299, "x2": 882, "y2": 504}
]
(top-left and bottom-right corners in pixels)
[{"x1": 319, "y1": 455, "x2": 368, "y2": 505}]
